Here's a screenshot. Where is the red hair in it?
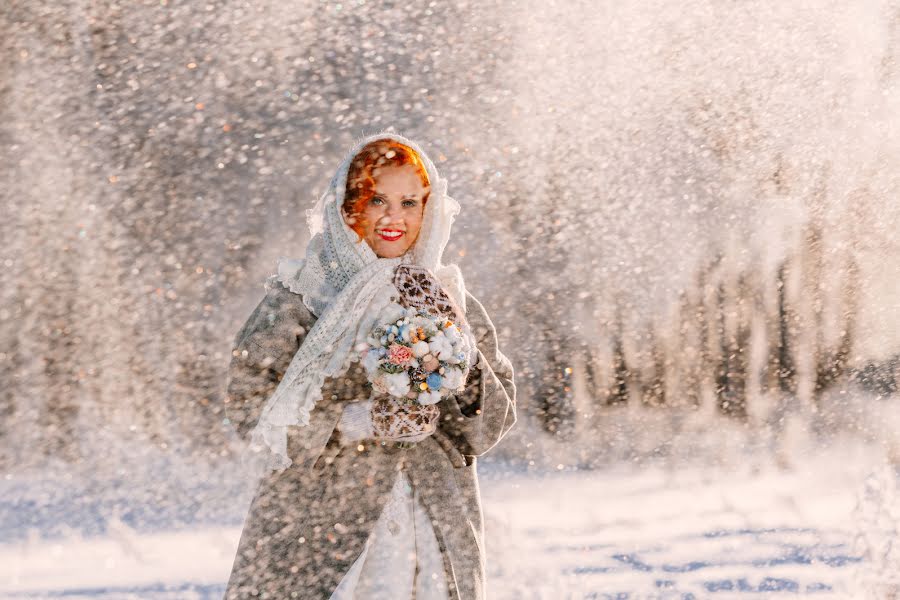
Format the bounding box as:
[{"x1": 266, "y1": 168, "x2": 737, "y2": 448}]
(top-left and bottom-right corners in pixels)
[{"x1": 342, "y1": 139, "x2": 430, "y2": 240}]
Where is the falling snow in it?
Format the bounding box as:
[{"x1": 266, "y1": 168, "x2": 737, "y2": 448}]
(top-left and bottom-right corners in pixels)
[{"x1": 2, "y1": 0, "x2": 899, "y2": 597}]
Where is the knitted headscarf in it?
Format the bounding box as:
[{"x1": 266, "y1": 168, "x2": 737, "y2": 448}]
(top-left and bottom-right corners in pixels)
[{"x1": 249, "y1": 131, "x2": 469, "y2": 470}]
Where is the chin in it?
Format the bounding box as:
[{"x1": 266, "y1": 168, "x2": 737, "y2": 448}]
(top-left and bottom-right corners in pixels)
[
  {"x1": 376, "y1": 246, "x2": 409, "y2": 258},
  {"x1": 366, "y1": 235, "x2": 417, "y2": 259},
  {"x1": 375, "y1": 240, "x2": 410, "y2": 258}
]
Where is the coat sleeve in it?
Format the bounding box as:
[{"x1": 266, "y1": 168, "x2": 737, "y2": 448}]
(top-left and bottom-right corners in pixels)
[
  {"x1": 224, "y1": 281, "x2": 316, "y2": 441},
  {"x1": 437, "y1": 292, "x2": 517, "y2": 461},
  {"x1": 224, "y1": 280, "x2": 369, "y2": 468}
]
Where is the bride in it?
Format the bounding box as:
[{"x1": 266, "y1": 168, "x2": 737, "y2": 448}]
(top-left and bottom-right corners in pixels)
[{"x1": 223, "y1": 131, "x2": 517, "y2": 599}]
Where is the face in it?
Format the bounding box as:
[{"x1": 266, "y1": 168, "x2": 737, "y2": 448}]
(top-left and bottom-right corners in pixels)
[{"x1": 353, "y1": 164, "x2": 429, "y2": 258}]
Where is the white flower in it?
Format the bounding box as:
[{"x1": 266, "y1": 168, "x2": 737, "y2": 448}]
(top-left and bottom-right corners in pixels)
[
  {"x1": 444, "y1": 325, "x2": 461, "y2": 344},
  {"x1": 441, "y1": 367, "x2": 466, "y2": 391},
  {"x1": 384, "y1": 371, "x2": 411, "y2": 397},
  {"x1": 417, "y1": 390, "x2": 442, "y2": 405},
  {"x1": 412, "y1": 340, "x2": 430, "y2": 358},
  {"x1": 362, "y1": 349, "x2": 381, "y2": 373},
  {"x1": 429, "y1": 336, "x2": 454, "y2": 361},
  {"x1": 412, "y1": 315, "x2": 436, "y2": 336}
]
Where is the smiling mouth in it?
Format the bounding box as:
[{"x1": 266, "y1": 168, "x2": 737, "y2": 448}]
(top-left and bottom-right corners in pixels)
[{"x1": 376, "y1": 229, "x2": 404, "y2": 241}]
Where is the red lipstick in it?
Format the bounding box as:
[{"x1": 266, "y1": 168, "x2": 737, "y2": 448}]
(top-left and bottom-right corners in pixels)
[{"x1": 376, "y1": 229, "x2": 404, "y2": 242}]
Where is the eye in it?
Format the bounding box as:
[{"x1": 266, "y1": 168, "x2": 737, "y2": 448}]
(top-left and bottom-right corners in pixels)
[
  {"x1": 371, "y1": 196, "x2": 385, "y2": 206},
  {"x1": 402, "y1": 199, "x2": 419, "y2": 208}
]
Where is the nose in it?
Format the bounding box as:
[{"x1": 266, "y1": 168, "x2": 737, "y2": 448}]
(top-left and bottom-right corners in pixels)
[{"x1": 382, "y1": 202, "x2": 403, "y2": 222}]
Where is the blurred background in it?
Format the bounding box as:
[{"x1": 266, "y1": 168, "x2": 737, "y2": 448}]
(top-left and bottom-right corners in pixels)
[{"x1": 2, "y1": 0, "x2": 899, "y2": 597}]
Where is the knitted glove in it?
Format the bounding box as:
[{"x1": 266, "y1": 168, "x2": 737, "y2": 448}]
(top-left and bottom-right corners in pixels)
[
  {"x1": 336, "y1": 396, "x2": 441, "y2": 444},
  {"x1": 371, "y1": 396, "x2": 441, "y2": 443},
  {"x1": 333, "y1": 265, "x2": 456, "y2": 446},
  {"x1": 393, "y1": 264, "x2": 463, "y2": 323}
]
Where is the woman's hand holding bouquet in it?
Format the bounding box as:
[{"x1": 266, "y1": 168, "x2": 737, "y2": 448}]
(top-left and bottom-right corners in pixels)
[{"x1": 359, "y1": 285, "x2": 473, "y2": 446}]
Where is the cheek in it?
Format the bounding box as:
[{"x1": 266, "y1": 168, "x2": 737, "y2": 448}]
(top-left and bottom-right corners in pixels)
[
  {"x1": 359, "y1": 206, "x2": 382, "y2": 230},
  {"x1": 408, "y1": 210, "x2": 425, "y2": 237}
]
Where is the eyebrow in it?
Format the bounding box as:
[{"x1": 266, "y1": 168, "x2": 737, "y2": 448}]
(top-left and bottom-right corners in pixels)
[{"x1": 374, "y1": 193, "x2": 421, "y2": 199}]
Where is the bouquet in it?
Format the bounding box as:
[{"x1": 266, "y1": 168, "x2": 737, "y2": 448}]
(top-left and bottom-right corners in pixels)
[{"x1": 360, "y1": 303, "x2": 473, "y2": 406}]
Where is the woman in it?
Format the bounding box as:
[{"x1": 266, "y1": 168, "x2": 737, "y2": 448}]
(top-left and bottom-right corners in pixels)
[{"x1": 223, "y1": 132, "x2": 517, "y2": 599}]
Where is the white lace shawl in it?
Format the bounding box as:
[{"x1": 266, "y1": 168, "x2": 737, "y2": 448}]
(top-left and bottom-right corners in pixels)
[{"x1": 249, "y1": 131, "x2": 470, "y2": 471}]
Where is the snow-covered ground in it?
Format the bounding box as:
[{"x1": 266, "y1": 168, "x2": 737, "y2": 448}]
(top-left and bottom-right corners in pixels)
[
  {"x1": 482, "y1": 451, "x2": 895, "y2": 599},
  {"x1": 2, "y1": 437, "x2": 898, "y2": 599}
]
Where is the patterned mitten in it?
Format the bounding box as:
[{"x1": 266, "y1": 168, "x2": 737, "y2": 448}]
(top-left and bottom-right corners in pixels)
[
  {"x1": 393, "y1": 264, "x2": 463, "y2": 323},
  {"x1": 371, "y1": 396, "x2": 441, "y2": 443}
]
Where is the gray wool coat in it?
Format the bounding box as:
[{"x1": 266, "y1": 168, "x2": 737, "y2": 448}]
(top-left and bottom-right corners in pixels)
[{"x1": 223, "y1": 279, "x2": 517, "y2": 599}]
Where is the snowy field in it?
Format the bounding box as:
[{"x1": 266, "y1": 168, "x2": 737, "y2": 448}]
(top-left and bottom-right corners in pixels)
[
  {"x1": 1, "y1": 437, "x2": 898, "y2": 600},
  {"x1": 481, "y1": 450, "x2": 894, "y2": 599}
]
